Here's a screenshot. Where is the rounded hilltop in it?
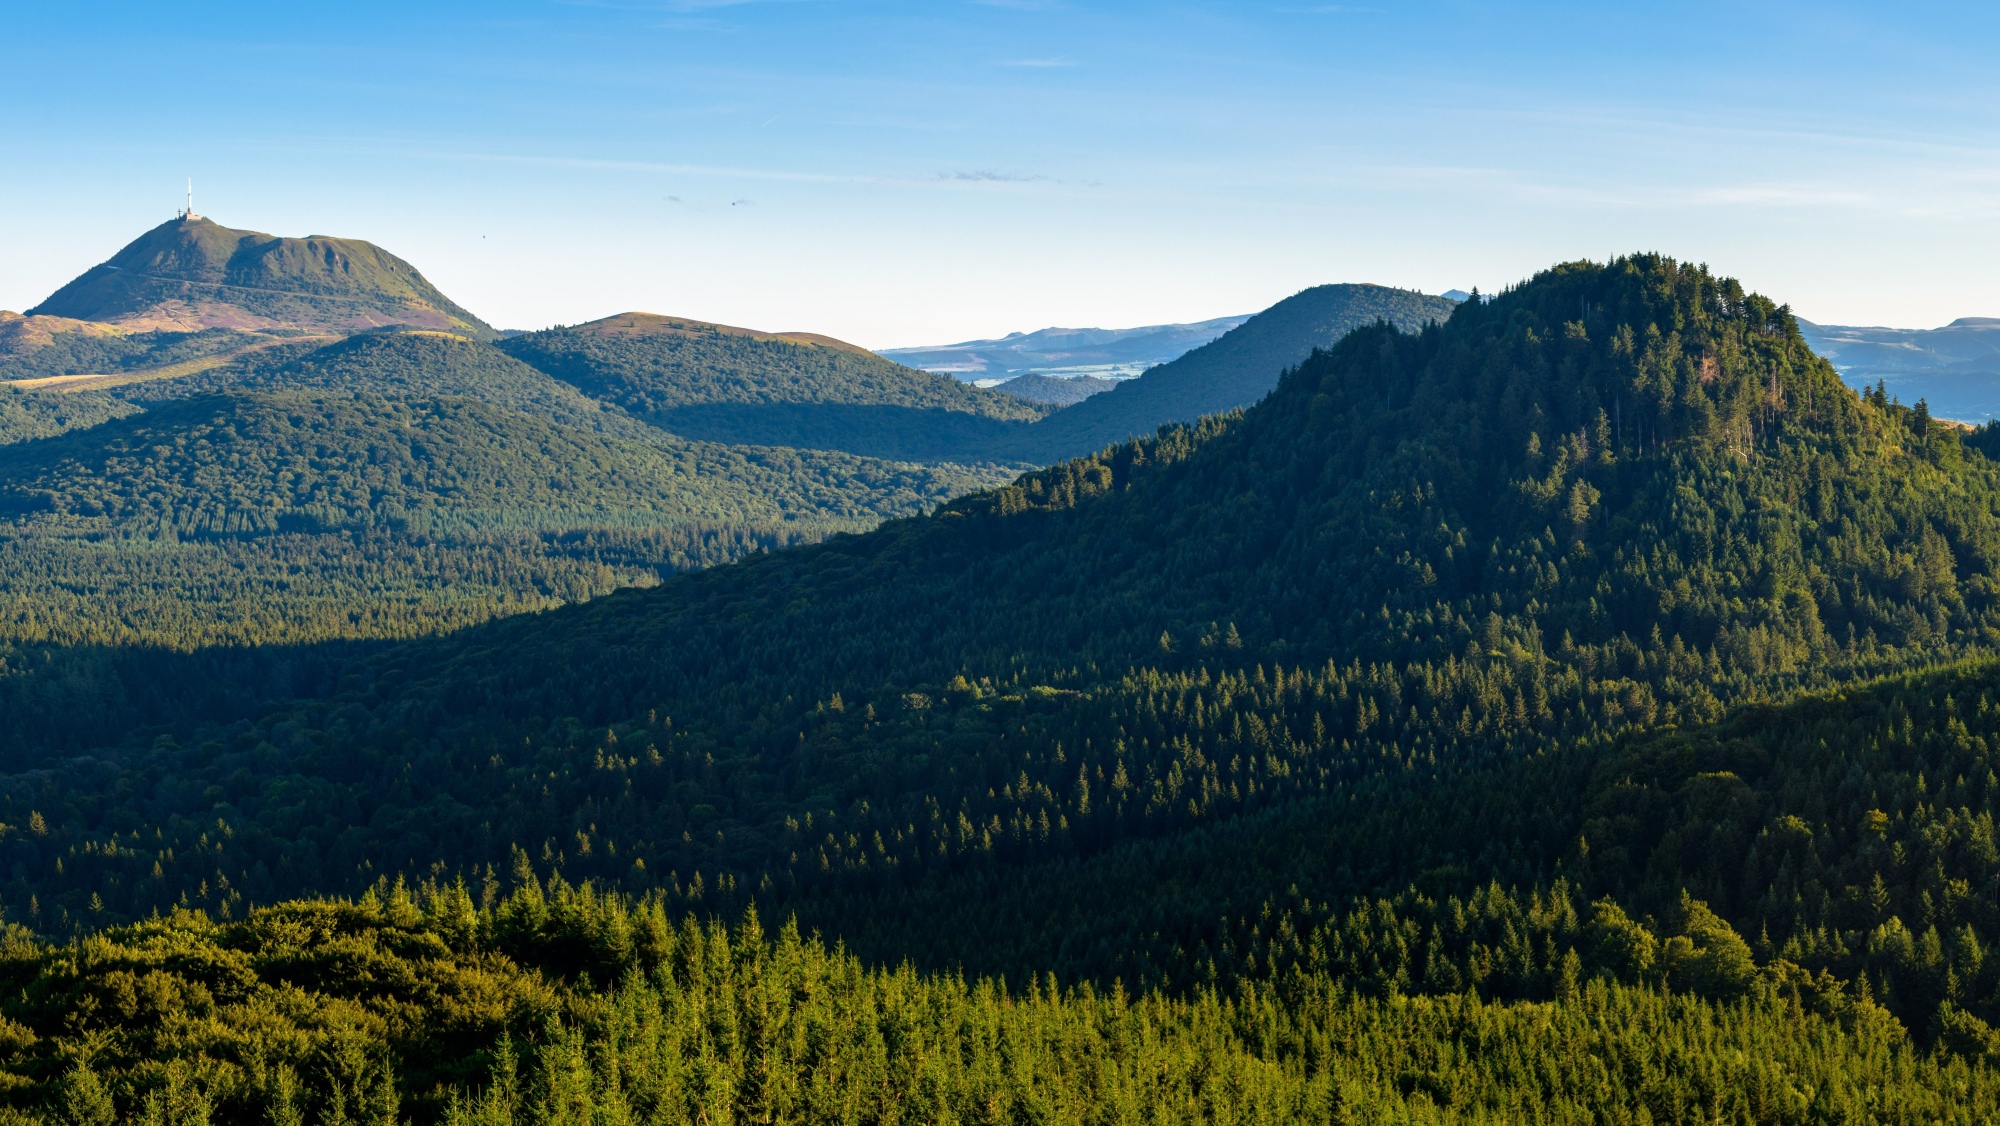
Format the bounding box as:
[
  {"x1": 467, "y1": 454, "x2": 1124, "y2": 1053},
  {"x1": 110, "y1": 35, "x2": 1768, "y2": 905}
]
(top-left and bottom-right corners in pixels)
[{"x1": 27, "y1": 216, "x2": 493, "y2": 338}]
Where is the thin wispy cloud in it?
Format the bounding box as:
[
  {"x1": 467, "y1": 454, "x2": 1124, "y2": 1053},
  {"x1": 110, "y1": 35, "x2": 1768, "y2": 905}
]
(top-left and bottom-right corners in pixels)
[
  {"x1": 940, "y1": 171, "x2": 1047, "y2": 182},
  {"x1": 1002, "y1": 58, "x2": 1075, "y2": 68},
  {"x1": 411, "y1": 150, "x2": 1096, "y2": 196}
]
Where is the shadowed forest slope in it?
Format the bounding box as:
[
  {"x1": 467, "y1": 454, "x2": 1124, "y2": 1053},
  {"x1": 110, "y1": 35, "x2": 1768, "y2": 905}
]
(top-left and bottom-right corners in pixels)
[
  {"x1": 5, "y1": 255, "x2": 2000, "y2": 1119},
  {"x1": 8, "y1": 254, "x2": 1998, "y2": 921}
]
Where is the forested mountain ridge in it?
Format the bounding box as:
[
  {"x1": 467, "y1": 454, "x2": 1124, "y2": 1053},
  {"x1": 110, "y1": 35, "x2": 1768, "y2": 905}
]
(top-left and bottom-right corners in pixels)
[
  {"x1": 0, "y1": 391, "x2": 994, "y2": 537},
  {"x1": 993, "y1": 371, "x2": 1118, "y2": 405},
  {"x1": 9, "y1": 253, "x2": 1996, "y2": 920},
  {"x1": 0, "y1": 390, "x2": 1011, "y2": 651},
  {"x1": 992, "y1": 282, "x2": 1459, "y2": 462},
  {"x1": 120, "y1": 330, "x2": 667, "y2": 444},
  {"x1": 28, "y1": 217, "x2": 493, "y2": 337},
  {"x1": 10, "y1": 254, "x2": 2000, "y2": 1119},
  {"x1": 499, "y1": 312, "x2": 1050, "y2": 462}
]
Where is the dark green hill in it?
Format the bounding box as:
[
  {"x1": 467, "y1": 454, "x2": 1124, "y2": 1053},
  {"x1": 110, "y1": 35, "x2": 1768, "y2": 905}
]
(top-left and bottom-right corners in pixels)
[
  {"x1": 995, "y1": 372, "x2": 1118, "y2": 405},
  {"x1": 0, "y1": 391, "x2": 993, "y2": 536},
  {"x1": 0, "y1": 385, "x2": 139, "y2": 445},
  {"x1": 0, "y1": 391, "x2": 1012, "y2": 649},
  {"x1": 130, "y1": 330, "x2": 665, "y2": 443},
  {"x1": 10, "y1": 253, "x2": 1996, "y2": 916},
  {"x1": 0, "y1": 325, "x2": 272, "y2": 385},
  {"x1": 17, "y1": 255, "x2": 2000, "y2": 1109},
  {"x1": 500, "y1": 312, "x2": 1050, "y2": 461},
  {"x1": 993, "y1": 283, "x2": 1458, "y2": 462},
  {"x1": 28, "y1": 217, "x2": 493, "y2": 337},
  {"x1": 798, "y1": 655, "x2": 2000, "y2": 1050}
]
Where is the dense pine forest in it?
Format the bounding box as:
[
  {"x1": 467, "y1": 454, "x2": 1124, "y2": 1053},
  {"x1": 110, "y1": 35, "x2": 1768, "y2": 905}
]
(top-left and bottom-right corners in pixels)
[
  {"x1": 0, "y1": 329, "x2": 1017, "y2": 650},
  {"x1": 0, "y1": 389, "x2": 1008, "y2": 649},
  {"x1": 7, "y1": 253, "x2": 2000, "y2": 1120}
]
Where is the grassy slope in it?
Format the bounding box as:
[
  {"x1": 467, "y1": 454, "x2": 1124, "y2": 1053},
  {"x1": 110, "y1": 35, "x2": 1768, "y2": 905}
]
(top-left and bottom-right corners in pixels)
[{"x1": 28, "y1": 218, "x2": 493, "y2": 337}]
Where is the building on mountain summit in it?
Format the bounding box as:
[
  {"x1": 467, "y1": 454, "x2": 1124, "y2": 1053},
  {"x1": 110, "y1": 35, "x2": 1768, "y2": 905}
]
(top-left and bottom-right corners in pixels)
[{"x1": 176, "y1": 179, "x2": 201, "y2": 222}]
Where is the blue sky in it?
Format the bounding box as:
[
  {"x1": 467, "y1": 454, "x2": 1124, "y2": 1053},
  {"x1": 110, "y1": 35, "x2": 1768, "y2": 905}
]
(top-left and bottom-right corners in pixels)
[{"x1": 3, "y1": 1, "x2": 1996, "y2": 345}]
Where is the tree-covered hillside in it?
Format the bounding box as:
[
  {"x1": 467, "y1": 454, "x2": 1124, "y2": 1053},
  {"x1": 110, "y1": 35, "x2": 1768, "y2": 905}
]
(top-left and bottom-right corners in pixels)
[
  {"x1": 126, "y1": 331, "x2": 666, "y2": 444},
  {"x1": 994, "y1": 372, "x2": 1118, "y2": 405},
  {"x1": 5, "y1": 254, "x2": 1993, "y2": 920},
  {"x1": 0, "y1": 385, "x2": 140, "y2": 446},
  {"x1": 10, "y1": 255, "x2": 2000, "y2": 1118},
  {"x1": 0, "y1": 891, "x2": 1982, "y2": 1126},
  {"x1": 0, "y1": 392, "x2": 994, "y2": 537},
  {"x1": 994, "y1": 282, "x2": 1459, "y2": 462},
  {"x1": 0, "y1": 391, "x2": 1011, "y2": 650},
  {"x1": 0, "y1": 327, "x2": 276, "y2": 386},
  {"x1": 501, "y1": 313, "x2": 1050, "y2": 461}
]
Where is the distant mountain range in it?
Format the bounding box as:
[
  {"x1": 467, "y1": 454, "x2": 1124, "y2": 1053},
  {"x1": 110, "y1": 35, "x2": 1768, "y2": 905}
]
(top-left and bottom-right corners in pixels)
[
  {"x1": 1799, "y1": 316, "x2": 2000, "y2": 422},
  {"x1": 879, "y1": 316, "x2": 1249, "y2": 382}
]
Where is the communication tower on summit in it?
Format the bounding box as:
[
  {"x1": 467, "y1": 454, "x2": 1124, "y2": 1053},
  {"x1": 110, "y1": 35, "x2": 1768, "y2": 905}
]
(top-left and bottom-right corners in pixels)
[{"x1": 178, "y1": 179, "x2": 202, "y2": 222}]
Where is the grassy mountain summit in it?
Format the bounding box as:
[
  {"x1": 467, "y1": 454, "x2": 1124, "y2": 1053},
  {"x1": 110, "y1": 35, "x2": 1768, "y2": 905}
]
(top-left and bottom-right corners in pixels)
[
  {"x1": 28, "y1": 217, "x2": 493, "y2": 337},
  {"x1": 501, "y1": 311, "x2": 1050, "y2": 461},
  {"x1": 0, "y1": 310, "x2": 125, "y2": 357},
  {"x1": 997, "y1": 282, "x2": 1458, "y2": 462}
]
